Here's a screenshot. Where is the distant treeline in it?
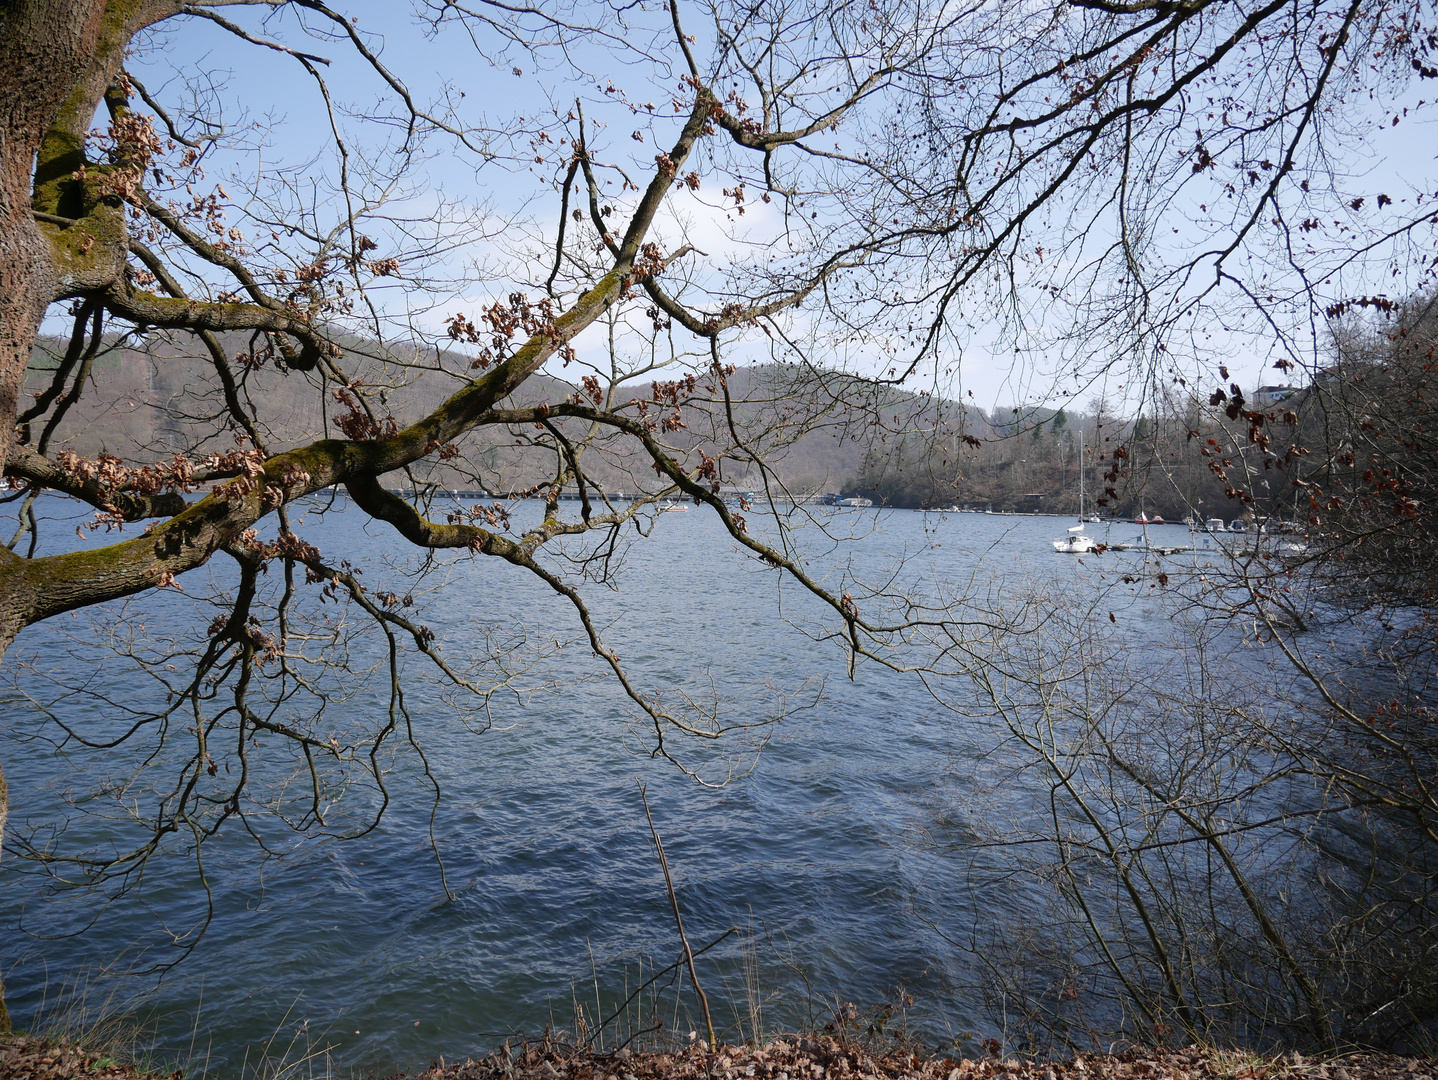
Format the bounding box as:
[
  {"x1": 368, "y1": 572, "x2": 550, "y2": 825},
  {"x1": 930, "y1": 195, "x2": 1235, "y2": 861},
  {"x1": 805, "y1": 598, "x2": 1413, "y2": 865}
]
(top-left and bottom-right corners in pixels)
[{"x1": 846, "y1": 392, "x2": 1307, "y2": 523}]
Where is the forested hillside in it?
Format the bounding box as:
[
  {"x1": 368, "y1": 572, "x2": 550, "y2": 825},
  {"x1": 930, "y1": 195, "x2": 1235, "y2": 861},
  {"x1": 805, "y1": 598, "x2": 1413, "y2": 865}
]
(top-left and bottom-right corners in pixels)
[
  {"x1": 24, "y1": 328, "x2": 1407, "y2": 531},
  {"x1": 22, "y1": 334, "x2": 886, "y2": 499}
]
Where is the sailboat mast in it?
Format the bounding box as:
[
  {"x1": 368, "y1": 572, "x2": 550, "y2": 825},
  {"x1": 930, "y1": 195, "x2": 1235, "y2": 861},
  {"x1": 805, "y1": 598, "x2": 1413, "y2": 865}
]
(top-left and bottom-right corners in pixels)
[{"x1": 1078, "y1": 437, "x2": 1084, "y2": 524}]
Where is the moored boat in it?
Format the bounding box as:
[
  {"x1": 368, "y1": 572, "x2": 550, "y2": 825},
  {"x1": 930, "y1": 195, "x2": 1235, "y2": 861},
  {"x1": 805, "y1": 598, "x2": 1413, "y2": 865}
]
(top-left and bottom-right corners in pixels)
[
  {"x1": 1053, "y1": 526, "x2": 1098, "y2": 554},
  {"x1": 1054, "y1": 438, "x2": 1098, "y2": 554}
]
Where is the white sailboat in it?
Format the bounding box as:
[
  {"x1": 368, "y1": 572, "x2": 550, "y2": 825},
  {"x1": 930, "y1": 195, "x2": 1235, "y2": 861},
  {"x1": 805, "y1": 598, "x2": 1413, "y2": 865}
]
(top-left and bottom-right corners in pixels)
[{"x1": 1053, "y1": 438, "x2": 1098, "y2": 554}]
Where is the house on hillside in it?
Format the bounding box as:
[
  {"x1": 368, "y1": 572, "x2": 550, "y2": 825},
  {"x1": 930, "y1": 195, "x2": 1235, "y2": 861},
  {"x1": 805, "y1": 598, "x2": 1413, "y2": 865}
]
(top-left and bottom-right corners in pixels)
[{"x1": 1254, "y1": 384, "x2": 1298, "y2": 406}]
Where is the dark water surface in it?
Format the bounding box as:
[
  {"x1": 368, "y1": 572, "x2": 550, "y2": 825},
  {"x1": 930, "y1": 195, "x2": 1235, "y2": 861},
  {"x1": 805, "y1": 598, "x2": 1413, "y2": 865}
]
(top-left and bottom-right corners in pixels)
[{"x1": 0, "y1": 503, "x2": 1215, "y2": 1073}]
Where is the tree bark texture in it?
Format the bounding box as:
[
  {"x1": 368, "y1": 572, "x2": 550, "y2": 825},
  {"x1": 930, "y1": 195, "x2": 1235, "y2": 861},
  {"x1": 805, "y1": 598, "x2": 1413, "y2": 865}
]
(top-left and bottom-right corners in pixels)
[{"x1": 0, "y1": 0, "x2": 110, "y2": 476}]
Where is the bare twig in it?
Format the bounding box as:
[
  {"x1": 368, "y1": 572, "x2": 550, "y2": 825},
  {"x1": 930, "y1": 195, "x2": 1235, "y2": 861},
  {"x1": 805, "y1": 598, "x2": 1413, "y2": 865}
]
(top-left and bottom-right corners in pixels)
[{"x1": 638, "y1": 780, "x2": 716, "y2": 1052}]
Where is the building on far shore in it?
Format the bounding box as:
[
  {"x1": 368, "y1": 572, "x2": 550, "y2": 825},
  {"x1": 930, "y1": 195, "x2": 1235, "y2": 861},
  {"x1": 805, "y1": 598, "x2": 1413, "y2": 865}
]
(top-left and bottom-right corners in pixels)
[{"x1": 1253, "y1": 384, "x2": 1299, "y2": 406}]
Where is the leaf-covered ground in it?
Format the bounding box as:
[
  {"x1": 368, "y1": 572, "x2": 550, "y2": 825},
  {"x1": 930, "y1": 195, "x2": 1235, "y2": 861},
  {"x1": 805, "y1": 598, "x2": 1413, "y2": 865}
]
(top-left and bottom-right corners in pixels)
[
  {"x1": 0, "y1": 1034, "x2": 171, "y2": 1080},
  {"x1": 2, "y1": 1032, "x2": 1432, "y2": 1080}
]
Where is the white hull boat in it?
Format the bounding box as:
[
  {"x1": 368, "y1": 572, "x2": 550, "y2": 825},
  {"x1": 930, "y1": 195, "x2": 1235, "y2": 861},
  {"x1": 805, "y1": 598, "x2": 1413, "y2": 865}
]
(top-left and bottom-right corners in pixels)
[
  {"x1": 1053, "y1": 528, "x2": 1098, "y2": 554},
  {"x1": 1054, "y1": 438, "x2": 1097, "y2": 554}
]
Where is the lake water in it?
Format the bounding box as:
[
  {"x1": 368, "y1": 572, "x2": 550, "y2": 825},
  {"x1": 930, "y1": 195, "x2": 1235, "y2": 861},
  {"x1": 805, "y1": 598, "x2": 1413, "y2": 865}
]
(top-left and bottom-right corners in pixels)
[{"x1": 0, "y1": 503, "x2": 1236, "y2": 1073}]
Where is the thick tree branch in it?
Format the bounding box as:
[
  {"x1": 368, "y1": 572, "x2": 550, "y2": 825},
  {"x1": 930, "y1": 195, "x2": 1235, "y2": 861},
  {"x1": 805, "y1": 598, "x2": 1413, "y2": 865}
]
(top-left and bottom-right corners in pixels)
[
  {"x1": 0, "y1": 83, "x2": 721, "y2": 636},
  {"x1": 5, "y1": 444, "x2": 189, "y2": 520}
]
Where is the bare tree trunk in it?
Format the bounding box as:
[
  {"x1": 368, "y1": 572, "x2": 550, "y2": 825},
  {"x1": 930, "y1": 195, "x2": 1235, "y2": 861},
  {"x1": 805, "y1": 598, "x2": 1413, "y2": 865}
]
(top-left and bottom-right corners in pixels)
[
  {"x1": 0, "y1": 0, "x2": 112, "y2": 468},
  {"x1": 0, "y1": 174, "x2": 51, "y2": 482}
]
